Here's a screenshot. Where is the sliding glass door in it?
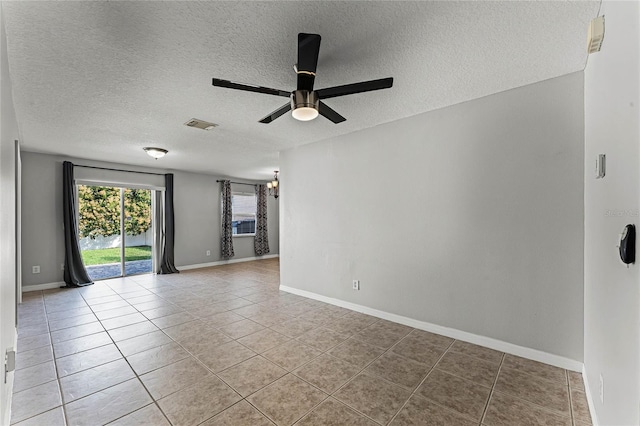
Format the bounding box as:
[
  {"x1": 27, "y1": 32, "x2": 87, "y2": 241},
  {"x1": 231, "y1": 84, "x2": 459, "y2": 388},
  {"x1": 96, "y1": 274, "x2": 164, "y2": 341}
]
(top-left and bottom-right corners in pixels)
[{"x1": 78, "y1": 185, "x2": 153, "y2": 281}]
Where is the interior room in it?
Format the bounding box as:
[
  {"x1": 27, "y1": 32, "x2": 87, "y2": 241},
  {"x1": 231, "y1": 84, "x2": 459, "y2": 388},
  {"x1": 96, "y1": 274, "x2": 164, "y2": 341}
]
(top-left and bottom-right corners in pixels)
[{"x1": 0, "y1": 1, "x2": 638, "y2": 425}]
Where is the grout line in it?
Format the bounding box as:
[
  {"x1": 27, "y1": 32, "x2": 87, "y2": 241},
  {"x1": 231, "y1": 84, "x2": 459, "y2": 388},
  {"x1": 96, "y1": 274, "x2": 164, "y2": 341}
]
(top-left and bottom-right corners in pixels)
[{"x1": 480, "y1": 352, "x2": 505, "y2": 425}]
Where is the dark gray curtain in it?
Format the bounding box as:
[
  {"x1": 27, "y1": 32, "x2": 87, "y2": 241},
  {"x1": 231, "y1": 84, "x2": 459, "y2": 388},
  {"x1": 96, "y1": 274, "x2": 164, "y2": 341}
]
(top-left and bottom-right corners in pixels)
[
  {"x1": 254, "y1": 184, "x2": 270, "y2": 256},
  {"x1": 160, "y1": 174, "x2": 179, "y2": 274},
  {"x1": 62, "y1": 161, "x2": 93, "y2": 287},
  {"x1": 221, "y1": 180, "x2": 234, "y2": 259}
]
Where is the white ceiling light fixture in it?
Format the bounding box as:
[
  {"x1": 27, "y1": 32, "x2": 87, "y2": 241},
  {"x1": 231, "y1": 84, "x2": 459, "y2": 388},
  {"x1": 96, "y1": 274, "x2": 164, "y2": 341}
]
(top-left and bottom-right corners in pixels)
[{"x1": 143, "y1": 147, "x2": 168, "y2": 159}]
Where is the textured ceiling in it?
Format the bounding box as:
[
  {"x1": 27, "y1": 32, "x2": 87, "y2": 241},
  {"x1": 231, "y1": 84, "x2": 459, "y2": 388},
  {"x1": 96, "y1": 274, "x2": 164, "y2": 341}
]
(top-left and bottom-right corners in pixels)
[{"x1": 2, "y1": 1, "x2": 599, "y2": 180}]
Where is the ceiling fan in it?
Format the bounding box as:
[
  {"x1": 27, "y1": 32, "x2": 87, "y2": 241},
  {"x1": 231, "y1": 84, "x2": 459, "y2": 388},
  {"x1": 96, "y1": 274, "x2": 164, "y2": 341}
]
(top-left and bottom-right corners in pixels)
[{"x1": 212, "y1": 33, "x2": 394, "y2": 124}]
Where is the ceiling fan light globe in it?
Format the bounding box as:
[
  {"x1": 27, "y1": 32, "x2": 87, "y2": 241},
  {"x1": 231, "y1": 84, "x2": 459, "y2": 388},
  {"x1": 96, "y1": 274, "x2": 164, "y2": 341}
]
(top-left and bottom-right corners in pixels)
[
  {"x1": 292, "y1": 107, "x2": 319, "y2": 121},
  {"x1": 143, "y1": 147, "x2": 168, "y2": 159}
]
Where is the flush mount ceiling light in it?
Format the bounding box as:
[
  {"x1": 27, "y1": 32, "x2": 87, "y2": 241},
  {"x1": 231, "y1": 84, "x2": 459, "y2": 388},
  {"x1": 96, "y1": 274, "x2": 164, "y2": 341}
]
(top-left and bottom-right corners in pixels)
[
  {"x1": 143, "y1": 147, "x2": 168, "y2": 159},
  {"x1": 267, "y1": 171, "x2": 279, "y2": 198}
]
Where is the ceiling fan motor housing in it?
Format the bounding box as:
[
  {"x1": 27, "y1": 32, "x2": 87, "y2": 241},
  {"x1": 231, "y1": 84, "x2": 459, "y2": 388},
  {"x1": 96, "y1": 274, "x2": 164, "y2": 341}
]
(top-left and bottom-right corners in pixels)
[{"x1": 291, "y1": 90, "x2": 318, "y2": 110}]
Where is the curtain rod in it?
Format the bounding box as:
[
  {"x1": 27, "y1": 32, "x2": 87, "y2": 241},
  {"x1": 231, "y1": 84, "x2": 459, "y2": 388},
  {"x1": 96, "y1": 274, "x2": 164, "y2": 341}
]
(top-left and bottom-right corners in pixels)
[
  {"x1": 216, "y1": 179, "x2": 258, "y2": 187},
  {"x1": 74, "y1": 164, "x2": 165, "y2": 176}
]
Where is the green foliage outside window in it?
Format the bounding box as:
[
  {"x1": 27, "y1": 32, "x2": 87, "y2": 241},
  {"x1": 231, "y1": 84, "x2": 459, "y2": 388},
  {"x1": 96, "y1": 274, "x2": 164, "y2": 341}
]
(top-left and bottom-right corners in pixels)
[{"x1": 78, "y1": 186, "x2": 151, "y2": 239}]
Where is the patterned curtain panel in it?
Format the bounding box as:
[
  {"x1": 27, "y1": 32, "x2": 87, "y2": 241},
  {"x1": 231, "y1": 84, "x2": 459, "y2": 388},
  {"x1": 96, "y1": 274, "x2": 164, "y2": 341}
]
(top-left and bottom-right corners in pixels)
[
  {"x1": 221, "y1": 180, "x2": 235, "y2": 259},
  {"x1": 254, "y1": 184, "x2": 270, "y2": 256}
]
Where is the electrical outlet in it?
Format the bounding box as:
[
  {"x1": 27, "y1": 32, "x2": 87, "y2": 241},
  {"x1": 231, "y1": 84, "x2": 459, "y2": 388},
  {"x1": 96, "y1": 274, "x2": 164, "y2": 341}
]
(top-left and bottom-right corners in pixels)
[
  {"x1": 206, "y1": 250, "x2": 211, "y2": 256},
  {"x1": 352, "y1": 280, "x2": 360, "y2": 290},
  {"x1": 32, "y1": 265, "x2": 40, "y2": 274},
  {"x1": 599, "y1": 374, "x2": 604, "y2": 404}
]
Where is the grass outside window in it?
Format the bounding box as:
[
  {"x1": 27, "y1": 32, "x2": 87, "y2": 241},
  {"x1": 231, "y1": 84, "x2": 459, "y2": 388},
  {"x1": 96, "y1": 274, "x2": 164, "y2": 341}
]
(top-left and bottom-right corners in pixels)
[{"x1": 81, "y1": 245, "x2": 152, "y2": 266}]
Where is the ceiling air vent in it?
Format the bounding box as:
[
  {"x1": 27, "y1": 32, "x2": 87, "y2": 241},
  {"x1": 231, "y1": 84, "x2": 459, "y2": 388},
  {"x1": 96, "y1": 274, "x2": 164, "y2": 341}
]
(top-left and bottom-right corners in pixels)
[
  {"x1": 184, "y1": 118, "x2": 218, "y2": 131},
  {"x1": 587, "y1": 16, "x2": 605, "y2": 54}
]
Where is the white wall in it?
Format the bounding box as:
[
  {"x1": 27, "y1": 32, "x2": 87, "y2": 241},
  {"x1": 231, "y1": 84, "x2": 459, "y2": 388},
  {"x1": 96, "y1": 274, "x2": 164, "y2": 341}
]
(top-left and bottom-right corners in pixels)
[
  {"x1": 20, "y1": 152, "x2": 279, "y2": 287},
  {"x1": 584, "y1": 1, "x2": 640, "y2": 424},
  {"x1": 280, "y1": 72, "x2": 584, "y2": 362},
  {"x1": 0, "y1": 4, "x2": 19, "y2": 423}
]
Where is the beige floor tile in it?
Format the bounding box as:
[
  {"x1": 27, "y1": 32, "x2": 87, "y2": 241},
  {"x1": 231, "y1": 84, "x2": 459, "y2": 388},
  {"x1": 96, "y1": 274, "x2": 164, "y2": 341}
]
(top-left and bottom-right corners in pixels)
[
  {"x1": 17, "y1": 322, "x2": 50, "y2": 338},
  {"x1": 297, "y1": 309, "x2": 334, "y2": 325},
  {"x1": 196, "y1": 340, "x2": 256, "y2": 372},
  {"x1": 571, "y1": 389, "x2": 592, "y2": 424},
  {"x1": 294, "y1": 353, "x2": 361, "y2": 394},
  {"x1": 323, "y1": 316, "x2": 365, "y2": 335},
  {"x1": 132, "y1": 299, "x2": 173, "y2": 312},
  {"x1": 10, "y1": 380, "x2": 62, "y2": 424},
  {"x1": 390, "y1": 394, "x2": 477, "y2": 426},
  {"x1": 176, "y1": 329, "x2": 233, "y2": 354},
  {"x1": 201, "y1": 400, "x2": 274, "y2": 426},
  {"x1": 89, "y1": 299, "x2": 130, "y2": 313},
  {"x1": 269, "y1": 318, "x2": 318, "y2": 338},
  {"x1": 296, "y1": 327, "x2": 349, "y2": 352},
  {"x1": 483, "y1": 391, "x2": 571, "y2": 426},
  {"x1": 12, "y1": 407, "x2": 65, "y2": 426},
  {"x1": 365, "y1": 351, "x2": 431, "y2": 390},
  {"x1": 352, "y1": 323, "x2": 411, "y2": 350},
  {"x1": 48, "y1": 313, "x2": 98, "y2": 332},
  {"x1": 218, "y1": 355, "x2": 287, "y2": 397},
  {"x1": 157, "y1": 375, "x2": 241, "y2": 426},
  {"x1": 13, "y1": 360, "x2": 57, "y2": 393},
  {"x1": 52, "y1": 331, "x2": 112, "y2": 358},
  {"x1": 65, "y1": 378, "x2": 152, "y2": 426},
  {"x1": 140, "y1": 356, "x2": 211, "y2": 400},
  {"x1": 327, "y1": 338, "x2": 385, "y2": 368},
  {"x1": 15, "y1": 345, "x2": 53, "y2": 370},
  {"x1": 203, "y1": 311, "x2": 245, "y2": 327},
  {"x1": 568, "y1": 370, "x2": 585, "y2": 392},
  {"x1": 404, "y1": 329, "x2": 454, "y2": 350},
  {"x1": 50, "y1": 322, "x2": 104, "y2": 343},
  {"x1": 59, "y1": 358, "x2": 135, "y2": 403},
  {"x1": 116, "y1": 330, "x2": 173, "y2": 356},
  {"x1": 109, "y1": 403, "x2": 171, "y2": 426},
  {"x1": 246, "y1": 311, "x2": 294, "y2": 328},
  {"x1": 390, "y1": 333, "x2": 446, "y2": 366},
  {"x1": 102, "y1": 312, "x2": 148, "y2": 330},
  {"x1": 126, "y1": 342, "x2": 190, "y2": 375},
  {"x1": 218, "y1": 318, "x2": 265, "y2": 339},
  {"x1": 263, "y1": 340, "x2": 321, "y2": 371},
  {"x1": 333, "y1": 373, "x2": 411, "y2": 425},
  {"x1": 237, "y1": 329, "x2": 291, "y2": 353},
  {"x1": 56, "y1": 343, "x2": 122, "y2": 377},
  {"x1": 151, "y1": 312, "x2": 196, "y2": 329},
  {"x1": 495, "y1": 367, "x2": 570, "y2": 415},
  {"x1": 247, "y1": 374, "x2": 327, "y2": 426},
  {"x1": 415, "y1": 369, "x2": 491, "y2": 422},
  {"x1": 17, "y1": 333, "x2": 51, "y2": 352},
  {"x1": 47, "y1": 306, "x2": 93, "y2": 321},
  {"x1": 435, "y1": 350, "x2": 500, "y2": 387},
  {"x1": 161, "y1": 320, "x2": 214, "y2": 341},
  {"x1": 503, "y1": 354, "x2": 567, "y2": 384},
  {"x1": 296, "y1": 398, "x2": 378, "y2": 426},
  {"x1": 95, "y1": 305, "x2": 138, "y2": 320},
  {"x1": 449, "y1": 340, "x2": 504, "y2": 364},
  {"x1": 141, "y1": 304, "x2": 184, "y2": 320},
  {"x1": 108, "y1": 321, "x2": 158, "y2": 341}
]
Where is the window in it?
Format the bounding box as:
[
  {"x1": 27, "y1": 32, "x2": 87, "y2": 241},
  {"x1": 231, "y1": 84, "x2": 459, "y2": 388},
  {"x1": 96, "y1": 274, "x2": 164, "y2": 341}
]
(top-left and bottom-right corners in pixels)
[{"x1": 231, "y1": 192, "x2": 256, "y2": 236}]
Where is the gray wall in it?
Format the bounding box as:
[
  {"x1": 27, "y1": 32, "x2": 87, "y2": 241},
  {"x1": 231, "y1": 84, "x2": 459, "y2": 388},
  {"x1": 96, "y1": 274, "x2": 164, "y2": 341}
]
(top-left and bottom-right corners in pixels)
[
  {"x1": 280, "y1": 72, "x2": 584, "y2": 361},
  {"x1": 21, "y1": 152, "x2": 279, "y2": 287},
  {"x1": 584, "y1": 1, "x2": 640, "y2": 424},
  {"x1": 0, "y1": 5, "x2": 19, "y2": 424}
]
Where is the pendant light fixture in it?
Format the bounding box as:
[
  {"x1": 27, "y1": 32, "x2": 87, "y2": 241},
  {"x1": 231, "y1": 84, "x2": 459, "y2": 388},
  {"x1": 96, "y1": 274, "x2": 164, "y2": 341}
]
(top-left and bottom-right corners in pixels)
[{"x1": 267, "y1": 171, "x2": 279, "y2": 198}]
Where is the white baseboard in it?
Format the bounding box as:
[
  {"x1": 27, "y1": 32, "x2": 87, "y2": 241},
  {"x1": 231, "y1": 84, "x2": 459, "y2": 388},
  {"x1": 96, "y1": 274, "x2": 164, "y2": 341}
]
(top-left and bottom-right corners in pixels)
[
  {"x1": 582, "y1": 365, "x2": 599, "y2": 426},
  {"x1": 178, "y1": 254, "x2": 279, "y2": 271},
  {"x1": 22, "y1": 281, "x2": 65, "y2": 292},
  {"x1": 280, "y1": 285, "x2": 583, "y2": 372}
]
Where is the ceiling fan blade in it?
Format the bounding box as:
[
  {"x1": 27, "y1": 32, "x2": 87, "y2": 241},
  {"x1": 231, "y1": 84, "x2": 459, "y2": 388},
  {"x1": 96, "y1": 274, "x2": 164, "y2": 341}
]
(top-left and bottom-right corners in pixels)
[
  {"x1": 318, "y1": 101, "x2": 346, "y2": 124},
  {"x1": 259, "y1": 103, "x2": 292, "y2": 123},
  {"x1": 316, "y1": 77, "x2": 394, "y2": 100},
  {"x1": 297, "y1": 33, "x2": 321, "y2": 91},
  {"x1": 212, "y1": 78, "x2": 290, "y2": 97}
]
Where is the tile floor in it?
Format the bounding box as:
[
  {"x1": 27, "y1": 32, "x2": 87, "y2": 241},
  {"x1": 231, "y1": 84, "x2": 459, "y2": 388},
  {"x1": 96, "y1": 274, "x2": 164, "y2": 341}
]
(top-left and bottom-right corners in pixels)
[{"x1": 12, "y1": 258, "x2": 592, "y2": 426}]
